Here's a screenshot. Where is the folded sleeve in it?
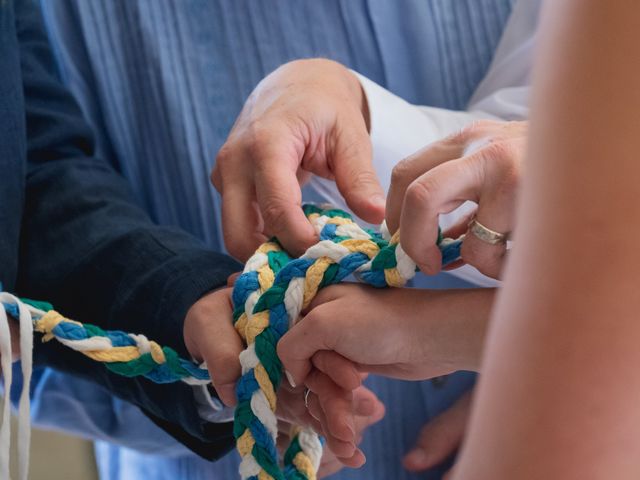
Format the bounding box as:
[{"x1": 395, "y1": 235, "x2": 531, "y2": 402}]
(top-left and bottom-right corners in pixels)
[
  {"x1": 13, "y1": 0, "x2": 238, "y2": 458},
  {"x1": 354, "y1": 72, "x2": 501, "y2": 189}
]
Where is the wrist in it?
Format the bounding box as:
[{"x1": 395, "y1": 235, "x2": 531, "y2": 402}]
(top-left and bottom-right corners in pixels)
[
  {"x1": 451, "y1": 289, "x2": 495, "y2": 372},
  {"x1": 415, "y1": 289, "x2": 494, "y2": 374},
  {"x1": 183, "y1": 286, "x2": 227, "y2": 363}
]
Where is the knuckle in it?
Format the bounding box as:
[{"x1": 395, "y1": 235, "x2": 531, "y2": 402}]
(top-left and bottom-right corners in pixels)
[
  {"x1": 390, "y1": 158, "x2": 414, "y2": 187},
  {"x1": 246, "y1": 123, "x2": 276, "y2": 160},
  {"x1": 215, "y1": 142, "x2": 233, "y2": 164},
  {"x1": 481, "y1": 140, "x2": 515, "y2": 163},
  {"x1": 210, "y1": 167, "x2": 221, "y2": 191},
  {"x1": 303, "y1": 309, "x2": 333, "y2": 339},
  {"x1": 452, "y1": 119, "x2": 495, "y2": 143},
  {"x1": 502, "y1": 119, "x2": 528, "y2": 137},
  {"x1": 261, "y1": 201, "x2": 289, "y2": 230},
  {"x1": 213, "y1": 143, "x2": 238, "y2": 188},
  {"x1": 405, "y1": 178, "x2": 437, "y2": 209},
  {"x1": 477, "y1": 141, "x2": 522, "y2": 195}
]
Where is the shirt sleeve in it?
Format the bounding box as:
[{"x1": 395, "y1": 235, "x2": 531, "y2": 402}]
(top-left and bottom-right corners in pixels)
[
  {"x1": 14, "y1": 0, "x2": 237, "y2": 458},
  {"x1": 355, "y1": 73, "x2": 502, "y2": 192},
  {"x1": 310, "y1": 73, "x2": 512, "y2": 288}
]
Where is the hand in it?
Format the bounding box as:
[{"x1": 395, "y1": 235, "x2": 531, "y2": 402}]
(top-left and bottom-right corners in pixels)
[
  {"x1": 183, "y1": 287, "x2": 243, "y2": 406},
  {"x1": 277, "y1": 384, "x2": 385, "y2": 473},
  {"x1": 316, "y1": 386, "x2": 385, "y2": 477},
  {"x1": 386, "y1": 119, "x2": 527, "y2": 278},
  {"x1": 212, "y1": 58, "x2": 385, "y2": 260},
  {"x1": 403, "y1": 390, "x2": 472, "y2": 478},
  {"x1": 278, "y1": 284, "x2": 494, "y2": 388},
  {"x1": 184, "y1": 286, "x2": 376, "y2": 464}
]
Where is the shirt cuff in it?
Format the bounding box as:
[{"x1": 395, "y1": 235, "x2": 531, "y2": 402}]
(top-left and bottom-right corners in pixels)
[
  {"x1": 352, "y1": 71, "x2": 501, "y2": 288},
  {"x1": 353, "y1": 71, "x2": 498, "y2": 190},
  {"x1": 193, "y1": 385, "x2": 235, "y2": 423}
]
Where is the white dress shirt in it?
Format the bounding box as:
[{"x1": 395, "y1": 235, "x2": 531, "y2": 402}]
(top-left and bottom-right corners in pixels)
[{"x1": 310, "y1": 0, "x2": 541, "y2": 288}]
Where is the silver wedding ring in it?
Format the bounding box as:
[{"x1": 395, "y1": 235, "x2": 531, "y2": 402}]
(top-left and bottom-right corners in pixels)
[
  {"x1": 304, "y1": 388, "x2": 311, "y2": 409},
  {"x1": 468, "y1": 216, "x2": 510, "y2": 245}
]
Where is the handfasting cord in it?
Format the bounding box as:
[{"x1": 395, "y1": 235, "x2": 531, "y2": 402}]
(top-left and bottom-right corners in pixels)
[
  {"x1": 0, "y1": 295, "x2": 210, "y2": 480},
  {"x1": 0, "y1": 204, "x2": 461, "y2": 480},
  {"x1": 230, "y1": 204, "x2": 461, "y2": 480}
]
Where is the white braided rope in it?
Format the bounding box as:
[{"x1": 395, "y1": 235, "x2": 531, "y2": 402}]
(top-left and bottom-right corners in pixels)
[{"x1": 0, "y1": 293, "x2": 33, "y2": 480}]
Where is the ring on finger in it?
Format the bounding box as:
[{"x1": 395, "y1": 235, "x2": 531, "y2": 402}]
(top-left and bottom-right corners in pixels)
[{"x1": 467, "y1": 216, "x2": 510, "y2": 245}]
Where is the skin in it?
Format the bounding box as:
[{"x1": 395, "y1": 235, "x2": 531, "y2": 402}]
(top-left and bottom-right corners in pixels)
[
  {"x1": 452, "y1": 1, "x2": 640, "y2": 478},
  {"x1": 403, "y1": 391, "x2": 471, "y2": 477},
  {"x1": 183, "y1": 286, "x2": 384, "y2": 467},
  {"x1": 279, "y1": 285, "x2": 494, "y2": 394},
  {"x1": 277, "y1": 397, "x2": 386, "y2": 478},
  {"x1": 386, "y1": 120, "x2": 526, "y2": 278},
  {"x1": 211, "y1": 58, "x2": 383, "y2": 261},
  {"x1": 210, "y1": 59, "x2": 529, "y2": 471}
]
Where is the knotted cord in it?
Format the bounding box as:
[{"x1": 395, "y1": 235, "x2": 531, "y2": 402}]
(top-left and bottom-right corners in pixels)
[{"x1": 0, "y1": 204, "x2": 461, "y2": 479}]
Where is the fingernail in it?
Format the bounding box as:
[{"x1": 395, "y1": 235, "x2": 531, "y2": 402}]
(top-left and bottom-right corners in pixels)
[
  {"x1": 285, "y1": 370, "x2": 297, "y2": 388},
  {"x1": 371, "y1": 193, "x2": 386, "y2": 208},
  {"x1": 417, "y1": 262, "x2": 435, "y2": 276},
  {"x1": 405, "y1": 449, "x2": 429, "y2": 467}
]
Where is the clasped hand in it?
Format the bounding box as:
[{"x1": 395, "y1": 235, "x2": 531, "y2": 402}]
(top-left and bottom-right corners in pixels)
[
  {"x1": 192, "y1": 58, "x2": 528, "y2": 472},
  {"x1": 183, "y1": 285, "x2": 385, "y2": 470}
]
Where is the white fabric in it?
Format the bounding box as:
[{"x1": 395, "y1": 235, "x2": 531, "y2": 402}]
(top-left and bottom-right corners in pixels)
[
  {"x1": 0, "y1": 293, "x2": 34, "y2": 480},
  {"x1": 309, "y1": 0, "x2": 541, "y2": 289},
  {"x1": 0, "y1": 303, "x2": 13, "y2": 480}
]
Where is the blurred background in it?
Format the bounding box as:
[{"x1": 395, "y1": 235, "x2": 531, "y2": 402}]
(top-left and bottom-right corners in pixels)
[{"x1": 10, "y1": 418, "x2": 97, "y2": 480}]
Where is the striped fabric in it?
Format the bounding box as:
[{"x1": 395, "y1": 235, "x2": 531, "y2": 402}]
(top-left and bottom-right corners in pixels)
[
  {"x1": 41, "y1": 0, "x2": 513, "y2": 251},
  {"x1": 40, "y1": 1, "x2": 513, "y2": 479}
]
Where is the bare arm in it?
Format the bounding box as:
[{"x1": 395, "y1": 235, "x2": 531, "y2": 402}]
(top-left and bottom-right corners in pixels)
[{"x1": 454, "y1": 1, "x2": 640, "y2": 478}]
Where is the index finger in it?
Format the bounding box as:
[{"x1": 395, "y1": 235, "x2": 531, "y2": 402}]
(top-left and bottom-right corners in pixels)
[
  {"x1": 386, "y1": 139, "x2": 465, "y2": 235},
  {"x1": 219, "y1": 172, "x2": 268, "y2": 261},
  {"x1": 400, "y1": 156, "x2": 483, "y2": 274},
  {"x1": 254, "y1": 143, "x2": 317, "y2": 256}
]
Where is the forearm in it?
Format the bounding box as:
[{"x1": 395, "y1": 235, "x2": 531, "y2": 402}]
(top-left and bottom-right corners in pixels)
[
  {"x1": 414, "y1": 288, "x2": 494, "y2": 374},
  {"x1": 14, "y1": 0, "x2": 239, "y2": 452},
  {"x1": 19, "y1": 157, "x2": 239, "y2": 355},
  {"x1": 455, "y1": 1, "x2": 640, "y2": 478}
]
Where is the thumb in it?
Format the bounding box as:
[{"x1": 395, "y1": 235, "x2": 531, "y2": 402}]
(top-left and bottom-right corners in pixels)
[
  {"x1": 184, "y1": 289, "x2": 244, "y2": 406},
  {"x1": 331, "y1": 115, "x2": 385, "y2": 224},
  {"x1": 402, "y1": 391, "x2": 471, "y2": 472},
  {"x1": 204, "y1": 343, "x2": 243, "y2": 407}
]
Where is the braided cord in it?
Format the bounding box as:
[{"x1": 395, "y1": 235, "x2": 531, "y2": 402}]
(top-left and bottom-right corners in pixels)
[
  {"x1": 1, "y1": 299, "x2": 210, "y2": 386},
  {"x1": 0, "y1": 204, "x2": 462, "y2": 480},
  {"x1": 231, "y1": 205, "x2": 462, "y2": 480}
]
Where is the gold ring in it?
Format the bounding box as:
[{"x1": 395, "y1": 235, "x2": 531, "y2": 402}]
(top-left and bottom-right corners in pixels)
[{"x1": 468, "y1": 216, "x2": 509, "y2": 245}]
